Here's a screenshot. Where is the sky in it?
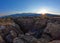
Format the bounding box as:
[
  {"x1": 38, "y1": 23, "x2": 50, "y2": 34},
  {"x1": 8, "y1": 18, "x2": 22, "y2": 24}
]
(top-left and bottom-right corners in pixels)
[{"x1": 0, "y1": 0, "x2": 60, "y2": 16}]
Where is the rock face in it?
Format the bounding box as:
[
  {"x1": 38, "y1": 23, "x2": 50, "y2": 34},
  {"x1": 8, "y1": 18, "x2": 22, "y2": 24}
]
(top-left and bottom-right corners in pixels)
[{"x1": 44, "y1": 22, "x2": 60, "y2": 40}]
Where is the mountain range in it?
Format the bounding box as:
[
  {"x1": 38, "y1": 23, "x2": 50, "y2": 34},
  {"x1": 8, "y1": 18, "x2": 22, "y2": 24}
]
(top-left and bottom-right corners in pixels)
[{"x1": 0, "y1": 13, "x2": 59, "y2": 18}]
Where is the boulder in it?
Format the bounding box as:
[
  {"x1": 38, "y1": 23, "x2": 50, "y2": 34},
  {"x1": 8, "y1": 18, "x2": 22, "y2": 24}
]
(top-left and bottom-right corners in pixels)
[{"x1": 44, "y1": 22, "x2": 60, "y2": 40}]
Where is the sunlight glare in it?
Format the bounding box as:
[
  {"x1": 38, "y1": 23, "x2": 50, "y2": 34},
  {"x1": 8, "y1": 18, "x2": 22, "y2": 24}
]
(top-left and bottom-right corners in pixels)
[{"x1": 36, "y1": 9, "x2": 49, "y2": 15}]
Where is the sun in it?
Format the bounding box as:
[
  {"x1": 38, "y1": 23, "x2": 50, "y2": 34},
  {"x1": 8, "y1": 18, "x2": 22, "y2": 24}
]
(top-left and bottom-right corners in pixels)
[
  {"x1": 40, "y1": 9, "x2": 47, "y2": 15},
  {"x1": 36, "y1": 8, "x2": 49, "y2": 15}
]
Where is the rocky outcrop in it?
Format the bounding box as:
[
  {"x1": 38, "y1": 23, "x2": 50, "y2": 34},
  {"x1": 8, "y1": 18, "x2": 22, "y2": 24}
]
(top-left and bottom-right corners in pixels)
[
  {"x1": 0, "y1": 18, "x2": 23, "y2": 43},
  {"x1": 44, "y1": 22, "x2": 60, "y2": 40}
]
